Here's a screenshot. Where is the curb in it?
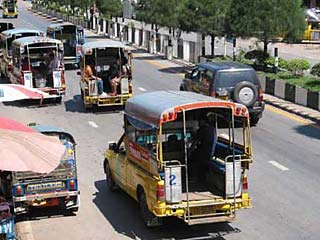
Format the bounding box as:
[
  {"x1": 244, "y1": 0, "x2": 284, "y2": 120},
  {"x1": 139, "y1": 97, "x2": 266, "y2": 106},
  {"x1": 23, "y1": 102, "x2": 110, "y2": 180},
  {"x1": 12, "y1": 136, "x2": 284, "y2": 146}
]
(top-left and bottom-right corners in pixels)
[{"x1": 264, "y1": 98, "x2": 320, "y2": 124}]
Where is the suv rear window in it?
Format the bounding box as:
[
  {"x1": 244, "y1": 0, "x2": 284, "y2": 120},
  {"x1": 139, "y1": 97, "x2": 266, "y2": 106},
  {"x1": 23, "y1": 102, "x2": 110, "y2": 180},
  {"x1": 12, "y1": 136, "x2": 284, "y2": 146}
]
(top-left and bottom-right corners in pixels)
[{"x1": 215, "y1": 70, "x2": 259, "y2": 88}]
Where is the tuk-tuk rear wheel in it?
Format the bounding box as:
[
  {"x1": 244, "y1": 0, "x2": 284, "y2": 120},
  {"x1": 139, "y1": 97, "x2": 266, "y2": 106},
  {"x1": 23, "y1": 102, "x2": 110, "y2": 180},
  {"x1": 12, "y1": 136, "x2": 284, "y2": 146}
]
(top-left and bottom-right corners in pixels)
[
  {"x1": 105, "y1": 160, "x2": 117, "y2": 191},
  {"x1": 138, "y1": 190, "x2": 162, "y2": 227}
]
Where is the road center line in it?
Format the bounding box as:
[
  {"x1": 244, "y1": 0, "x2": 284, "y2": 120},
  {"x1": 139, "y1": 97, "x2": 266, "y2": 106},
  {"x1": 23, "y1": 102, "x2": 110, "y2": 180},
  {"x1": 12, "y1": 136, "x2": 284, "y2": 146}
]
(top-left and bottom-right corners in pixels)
[
  {"x1": 269, "y1": 161, "x2": 289, "y2": 171},
  {"x1": 138, "y1": 87, "x2": 146, "y2": 92},
  {"x1": 88, "y1": 121, "x2": 99, "y2": 128}
]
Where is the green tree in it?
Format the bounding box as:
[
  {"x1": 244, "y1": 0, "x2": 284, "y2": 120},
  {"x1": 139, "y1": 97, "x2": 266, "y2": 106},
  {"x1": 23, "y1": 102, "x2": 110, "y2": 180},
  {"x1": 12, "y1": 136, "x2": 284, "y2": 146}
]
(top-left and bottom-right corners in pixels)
[
  {"x1": 228, "y1": 0, "x2": 306, "y2": 54},
  {"x1": 135, "y1": 0, "x2": 181, "y2": 30},
  {"x1": 96, "y1": 0, "x2": 122, "y2": 18},
  {"x1": 178, "y1": 0, "x2": 231, "y2": 56}
]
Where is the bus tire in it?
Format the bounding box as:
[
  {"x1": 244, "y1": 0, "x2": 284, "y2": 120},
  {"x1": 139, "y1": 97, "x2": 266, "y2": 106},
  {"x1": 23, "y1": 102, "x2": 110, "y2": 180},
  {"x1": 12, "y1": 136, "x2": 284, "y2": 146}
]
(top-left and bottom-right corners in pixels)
[
  {"x1": 138, "y1": 190, "x2": 162, "y2": 227},
  {"x1": 105, "y1": 160, "x2": 117, "y2": 191}
]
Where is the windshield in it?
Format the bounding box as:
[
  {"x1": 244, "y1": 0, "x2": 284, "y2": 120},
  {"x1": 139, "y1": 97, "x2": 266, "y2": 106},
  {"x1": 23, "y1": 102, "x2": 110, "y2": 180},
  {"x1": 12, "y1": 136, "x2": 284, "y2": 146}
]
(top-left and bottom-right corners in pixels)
[{"x1": 216, "y1": 70, "x2": 259, "y2": 88}]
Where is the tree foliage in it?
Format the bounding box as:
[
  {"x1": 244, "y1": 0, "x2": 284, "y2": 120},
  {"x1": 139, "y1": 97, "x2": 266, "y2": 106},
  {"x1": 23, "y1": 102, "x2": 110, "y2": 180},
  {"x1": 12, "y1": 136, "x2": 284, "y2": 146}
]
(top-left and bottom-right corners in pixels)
[
  {"x1": 96, "y1": 0, "x2": 122, "y2": 18},
  {"x1": 135, "y1": 0, "x2": 181, "y2": 30},
  {"x1": 228, "y1": 0, "x2": 306, "y2": 53},
  {"x1": 177, "y1": 0, "x2": 231, "y2": 56}
]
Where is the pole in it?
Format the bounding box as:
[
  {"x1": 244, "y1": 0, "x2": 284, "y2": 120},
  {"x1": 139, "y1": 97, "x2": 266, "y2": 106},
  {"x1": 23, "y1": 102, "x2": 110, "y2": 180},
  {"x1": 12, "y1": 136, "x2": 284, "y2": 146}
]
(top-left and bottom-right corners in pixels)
[
  {"x1": 233, "y1": 38, "x2": 236, "y2": 61},
  {"x1": 274, "y1": 47, "x2": 279, "y2": 73}
]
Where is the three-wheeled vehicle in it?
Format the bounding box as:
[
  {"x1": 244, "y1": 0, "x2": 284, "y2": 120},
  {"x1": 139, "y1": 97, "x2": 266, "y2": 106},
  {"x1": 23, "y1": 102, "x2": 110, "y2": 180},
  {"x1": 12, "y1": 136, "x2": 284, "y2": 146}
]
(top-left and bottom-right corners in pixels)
[
  {"x1": 10, "y1": 36, "x2": 66, "y2": 96},
  {"x1": 0, "y1": 22, "x2": 14, "y2": 33},
  {"x1": 79, "y1": 41, "x2": 133, "y2": 109},
  {"x1": 104, "y1": 91, "x2": 252, "y2": 227},
  {"x1": 47, "y1": 23, "x2": 85, "y2": 67},
  {"x1": 2, "y1": 0, "x2": 18, "y2": 18},
  {"x1": 11, "y1": 124, "x2": 80, "y2": 214},
  {"x1": 0, "y1": 29, "x2": 43, "y2": 79}
]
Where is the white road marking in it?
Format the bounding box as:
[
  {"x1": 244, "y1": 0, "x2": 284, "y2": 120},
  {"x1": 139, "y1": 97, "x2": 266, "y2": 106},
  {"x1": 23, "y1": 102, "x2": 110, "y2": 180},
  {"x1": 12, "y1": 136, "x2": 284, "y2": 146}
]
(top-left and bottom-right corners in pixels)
[
  {"x1": 269, "y1": 161, "x2": 289, "y2": 171},
  {"x1": 138, "y1": 87, "x2": 146, "y2": 92},
  {"x1": 88, "y1": 121, "x2": 99, "y2": 128}
]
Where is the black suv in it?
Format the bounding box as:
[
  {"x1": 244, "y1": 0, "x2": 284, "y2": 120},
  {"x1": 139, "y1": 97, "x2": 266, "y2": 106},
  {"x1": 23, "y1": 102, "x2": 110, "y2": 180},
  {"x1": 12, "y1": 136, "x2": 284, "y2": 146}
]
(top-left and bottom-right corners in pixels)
[{"x1": 180, "y1": 62, "x2": 265, "y2": 125}]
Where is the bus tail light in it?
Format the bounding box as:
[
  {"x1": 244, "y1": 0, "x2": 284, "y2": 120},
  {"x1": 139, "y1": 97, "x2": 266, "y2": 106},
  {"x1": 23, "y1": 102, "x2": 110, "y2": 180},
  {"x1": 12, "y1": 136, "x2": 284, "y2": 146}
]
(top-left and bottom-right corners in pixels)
[
  {"x1": 258, "y1": 88, "x2": 264, "y2": 102},
  {"x1": 8, "y1": 63, "x2": 13, "y2": 72},
  {"x1": 242, "y1": 174, "x2": 248, "y2": 193},
  {"x1": 68, "y1": 179, "x2": 77, "y2": 191},
  {"x1": 15, "y1": 185, "x2": 24, "y2": 196},
  {"x1": 156, "y1": 182, "x2": 165, "y2": 202}
]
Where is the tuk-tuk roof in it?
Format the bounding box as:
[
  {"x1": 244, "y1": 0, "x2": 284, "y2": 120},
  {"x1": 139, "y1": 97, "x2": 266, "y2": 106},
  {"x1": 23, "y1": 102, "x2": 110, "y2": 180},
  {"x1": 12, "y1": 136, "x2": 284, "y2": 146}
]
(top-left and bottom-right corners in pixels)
[
  {"x1": 11, "y1": 36, "x2": 63, "y2": 48},
  {"x1": 1, "y1": 28, "x2": 43, "y2": 38},
  {"x1": 29, "y1": 124, "x2": 76, "y2": 144},
  {"x1": 0, "y1": 22, "x2": 14, "y2": 32},
  {"x1": 125, "y1": 91, "x2": 249, "y2": 127},
  {"x1": 47, "y1": 23, "x2": 82, "y2": 31},
  {"x1": 82, "y1": 41, "x2": 126, "y2": 54}
]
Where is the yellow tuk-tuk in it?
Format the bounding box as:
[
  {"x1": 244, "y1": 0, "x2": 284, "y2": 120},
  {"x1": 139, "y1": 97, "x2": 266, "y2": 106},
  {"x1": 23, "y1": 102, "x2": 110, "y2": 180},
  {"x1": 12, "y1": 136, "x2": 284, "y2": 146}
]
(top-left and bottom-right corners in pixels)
[
  {"x1": 104, "y1": 91, "x2": 252, "y2": 227},
  {"x1": 2, "y1": 0, "x2": 18, "y2": 18},
  {"x1": 0, "y1": 29, "x2": 43, "y2": 79},
  {"x1": 11, "y1": 37, "x2": 66, "y2": 96},
  {"x1": 79, "y1": 41, "x2": 133, "y2": 109}
]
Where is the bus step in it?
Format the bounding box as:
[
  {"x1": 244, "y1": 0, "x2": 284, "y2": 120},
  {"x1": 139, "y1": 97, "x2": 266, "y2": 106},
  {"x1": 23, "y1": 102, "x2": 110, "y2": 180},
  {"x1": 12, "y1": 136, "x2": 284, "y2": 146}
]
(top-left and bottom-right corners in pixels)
[{"x1": 185, "y1": 215, "x2": 235, "y2": 225}]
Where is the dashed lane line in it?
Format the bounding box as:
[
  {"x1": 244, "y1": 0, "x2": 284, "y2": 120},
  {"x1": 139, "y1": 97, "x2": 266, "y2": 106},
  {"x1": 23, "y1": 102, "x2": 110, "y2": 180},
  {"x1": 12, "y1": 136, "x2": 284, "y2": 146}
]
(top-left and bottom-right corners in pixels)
[
  {"x1": 88, "y1": 121, "x2": 99, "y2": 128},
  {"x1": 269, "y1": 161, "x2": 289, "y2": 171}
]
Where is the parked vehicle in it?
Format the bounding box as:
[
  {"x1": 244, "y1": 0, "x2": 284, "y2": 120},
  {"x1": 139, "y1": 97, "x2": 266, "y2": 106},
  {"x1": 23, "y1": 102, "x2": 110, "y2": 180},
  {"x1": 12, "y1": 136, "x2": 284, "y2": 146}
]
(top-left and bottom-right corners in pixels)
[
  {"x1": 180, "y1": 62, "x2": 265, "y2": 125},
  {"x1": 2, "y1": 0, "x2": 18, "y2": 18},
  {"x1": 104, "y1": 90, "x2": 252, "y2": 227},
  {"x1": 11, "y1": 124, "x2": 80, "y2": 214},
  {"x1": 0, "y1": 29, "x2": 43, "y2": 79},
  {"x1": 47, "y1": 23, "x2": 85, "y2": 67},
  {"x1": 11, "y1": 36, "x2": 65, "y2": 96},
  {"x1": 0, "y1": 22, "x2": 14, "y2": 33},
  {"x1": 79, "y1": 41, "x2": 133, "y2": 109}
]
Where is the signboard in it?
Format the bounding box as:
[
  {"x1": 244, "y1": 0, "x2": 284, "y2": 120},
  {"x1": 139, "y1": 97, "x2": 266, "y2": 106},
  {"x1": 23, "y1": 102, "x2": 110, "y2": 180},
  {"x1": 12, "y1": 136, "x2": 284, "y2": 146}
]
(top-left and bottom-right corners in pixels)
[
  {"x1": 127, "y1": 141, "x2": 150, "y2": 170},
  {"x1": 53, "y1": 70, "x2": 62, "y2": 88},
  {"x1": 121, "y1": 78, "x2": 129, "y2": 94},
  {"x1": 165, "y1": 166, "x2": 182, "y2": 203},
  {"x1": 88, "y1": 79, "x2": 98, "y2": 96},
  {"x1": 23, "y1": 72, "x2": 33, "y2": 88}
]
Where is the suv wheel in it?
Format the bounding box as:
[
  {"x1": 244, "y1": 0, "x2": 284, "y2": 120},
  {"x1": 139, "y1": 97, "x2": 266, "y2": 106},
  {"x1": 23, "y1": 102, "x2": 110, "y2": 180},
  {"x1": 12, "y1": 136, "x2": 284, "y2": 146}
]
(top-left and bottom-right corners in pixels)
[
  {"x1": 138, "y1": 190, "x2": 162, "y2": 227},
  {"x1": 105, "y1": 160, "x2": 117, "y2": 191},
  {"x1": 250, "y1": 115, "x2": 260, "y2": 126},
  {"x1": 233, "y1": 81, "x2": 258, "y2": 107}
]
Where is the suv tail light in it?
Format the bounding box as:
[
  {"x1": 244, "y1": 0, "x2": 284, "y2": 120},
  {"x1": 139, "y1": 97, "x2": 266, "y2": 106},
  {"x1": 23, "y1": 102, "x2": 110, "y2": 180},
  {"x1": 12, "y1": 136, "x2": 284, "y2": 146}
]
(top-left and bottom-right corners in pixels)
[
  {"x1": 242, "y1": 174, "x2": 248, "y2": 193},
  {"x1": 258, "y1": 88, "x2": 263, "y2": 102},
  {"x1": 156, "y1": 181, "x2": 165, "y2": 202}
]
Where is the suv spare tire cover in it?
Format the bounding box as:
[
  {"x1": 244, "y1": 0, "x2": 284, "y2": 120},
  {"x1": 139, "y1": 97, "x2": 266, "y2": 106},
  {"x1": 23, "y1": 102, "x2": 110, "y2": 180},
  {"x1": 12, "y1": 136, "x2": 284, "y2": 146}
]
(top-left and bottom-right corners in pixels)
[{"x1": 233, "y1": 81, "x2": 258, "y2": 107}]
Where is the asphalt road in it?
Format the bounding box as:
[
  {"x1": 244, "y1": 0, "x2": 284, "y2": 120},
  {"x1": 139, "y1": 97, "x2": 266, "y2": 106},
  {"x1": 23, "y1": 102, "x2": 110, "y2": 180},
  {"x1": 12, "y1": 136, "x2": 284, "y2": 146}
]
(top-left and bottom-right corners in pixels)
[{"x1": 1, "y1": 2, "x2": 320, "y2": 240}]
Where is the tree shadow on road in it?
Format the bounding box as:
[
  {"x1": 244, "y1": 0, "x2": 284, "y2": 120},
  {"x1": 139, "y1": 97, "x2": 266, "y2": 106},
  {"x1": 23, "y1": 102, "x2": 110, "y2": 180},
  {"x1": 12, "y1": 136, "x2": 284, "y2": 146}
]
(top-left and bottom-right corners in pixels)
[
  {"x1": 158, "y1": 66, "x2": 189, "y2": 74},
  {"x1": 133, "y1": 55, "x2": 166, "y2": 61},
  {"x1": 93, "y1": 179, "x2": 240, "y2": 240},
  {"x1": 64, "y1": 94, "x2": 124, "y2": 114},
  {"x1": 294, "y1": 124, "x2": 320, "y2": 140}
]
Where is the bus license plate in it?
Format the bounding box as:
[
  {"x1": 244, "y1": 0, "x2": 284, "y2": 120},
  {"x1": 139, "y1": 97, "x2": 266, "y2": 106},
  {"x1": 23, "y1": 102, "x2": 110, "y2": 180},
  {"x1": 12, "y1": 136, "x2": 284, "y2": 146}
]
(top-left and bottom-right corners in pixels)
[
  {"x1": 27, "y1": 182, "x2": 65, "y2": 192},
  {"x1": 191, "y1": 206, "x2": 216, "y2": 216}
]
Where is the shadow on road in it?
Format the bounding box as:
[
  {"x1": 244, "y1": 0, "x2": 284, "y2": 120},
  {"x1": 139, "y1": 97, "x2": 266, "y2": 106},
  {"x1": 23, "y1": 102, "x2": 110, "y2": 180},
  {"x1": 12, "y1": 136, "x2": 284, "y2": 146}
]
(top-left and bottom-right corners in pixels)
[
  {"x1": 64, "y1": 94, "x2": 124, "y2": 114},
  {"x1": 133, "y1": 55, "x2": 165, "y2": 61},
  {"x1": 294, "y1": 123, "x2": 320, "y2": 140},
  {"x1": 158, "y1": 66, "x2": 189, "y2": 75},
  {"x1": 93, "y1": 179, "x2": 240, "y2": 240},
  {"x1": 15, "y1": 207, "x2": 76, "y2": 223},
  {"x1": 64, "y1": 94, "x2": 87, "y2": 113}
]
